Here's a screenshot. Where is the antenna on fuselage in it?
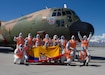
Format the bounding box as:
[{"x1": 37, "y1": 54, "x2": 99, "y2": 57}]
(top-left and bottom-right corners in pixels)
[
  {"x1": 46, "y1": 6, "x2": 48, "y2": 9},
  {"x1": 64, "y1": 4, "x2": 67, "y2": 8}
]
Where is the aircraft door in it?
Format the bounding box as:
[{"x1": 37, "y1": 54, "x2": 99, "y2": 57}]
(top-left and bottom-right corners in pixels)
[{"x1": 37, "y1": 31, "x2": 46, "y2": 39}]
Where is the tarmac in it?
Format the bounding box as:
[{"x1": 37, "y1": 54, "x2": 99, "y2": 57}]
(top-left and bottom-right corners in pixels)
[{"x1": 0, "y1": 46, "x2": 105, "y2": 75}]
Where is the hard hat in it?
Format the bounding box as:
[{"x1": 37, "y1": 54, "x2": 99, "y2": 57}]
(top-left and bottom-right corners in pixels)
[
  {"x1": 71, "y1": 35, "x2": 75, "y2": 39},
  {"x1": 28, "y1": 33, "x2": 32, "y2": 37},
  {"x1": 36, "y1": 34, "x2": 40, "y2": 38},
  {"x1": 19, "y1": 32, "x2": 23, "y2": 37},
  {"x1": 83, "y1": 35, "x2": 87, "y2": 39},
  {"x1": 53, "y1": 35, "x2": 58, "y2": 39},
  {"x1": 61, "y1": 35, "x2": 65, "y2": 39},
  {"x1": 45, "y1": 34, "x2": 49, "y2": 39}
]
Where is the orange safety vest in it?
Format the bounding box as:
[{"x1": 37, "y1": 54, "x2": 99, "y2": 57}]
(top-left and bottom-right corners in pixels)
[
  {"x1": 81, "y1": 40, "x2": 88, "y2": 49},
  {"x1": 24, "y1": 46, "x2": 29, "y2": 55},
  {"x1": 52, "y1": 39, "x2": 59, "y2": 46},
  {"x1": 16, "y1": 48, "x2": 24, "y2": 58},
  {"x1": 60, "y1": 40, "x2": 67, "y2": 48},
  {"x1": 26, "y1": 37, "x2": 33, "y2": 47},
  {"x1": 63, "y1": 49, "x2": 72, "y2": 59},
  {"x1": 69, "y1": 40, "x2": 77, "y2": 48},
  {"x1": 16, "y1": 37, "x2": 24, "y2": 46},
  {"x1": 43, "y1": 38, "x2": 51, "y2": 46},
  {"x1": 33, "y1": 38, "x2": 36, "y2": 45},
  {"x1": 35, "y1": 38, "x2": 42, "y2": 46}
]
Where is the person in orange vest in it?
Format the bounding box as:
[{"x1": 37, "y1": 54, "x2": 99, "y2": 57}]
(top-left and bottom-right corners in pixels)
[
  {"x1": 52, "y1": 35, "x2": 60, "y2": 46},
  {"x1": 64, "y1": 39, "x2": 76, "y2": 65},
  {"x1": 32, "y1": 35, "x2": 36, "y2": 47},
  {"x1": 14, "y1": 32, "x2": 24, "y2": 48},
  {"x1": 34, "y1": 34, "x2": 43, "y2": 47},
  {"x1": 78, "y1": 31, "x2": 92, "y2": 65},
  {"x1": 68, "y1": 35, "x2": 78, "y2": 61},
  {"x1": 59, "y1": 35, "x2": 67, "y2": 54},
  {"x1": 25, "y1": 33, "x2": 33, "y2": 48},
  {"x1": 14, "y1": 44, "x2": 28, "y2": 64},
  {"x1": 23, "y1": 40, "x2": 30, "y2": 56},
  {"x1": 43, "y1": 34, "x2": 52, "y2": 47}
]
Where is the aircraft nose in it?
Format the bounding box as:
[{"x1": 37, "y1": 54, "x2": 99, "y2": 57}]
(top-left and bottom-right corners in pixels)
[{"x1": 69, "y1": 21, "x2": 94, "y2": 41}]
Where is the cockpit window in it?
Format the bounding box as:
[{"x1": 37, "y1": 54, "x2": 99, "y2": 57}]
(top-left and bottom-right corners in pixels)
[
  {"x1": 58, "y1": 9, "x2": 61, "y2": 11},
  {"x1": 54, "y1": 9, "x2": 57, "y2": 11},
  {"x1": 66, "y1": 11, "x2": 72, "y2": 15},
  {"x1": 52, "y1": 9, "x2": 72, "y2": 16},
  {"x1": 57, "y1": 12, "x2": 61, "y2": 16},
  {"x1": 52, "y1": 9, "x2": 62, "y2": 16},
  {"x1": 52, "y1": 12, "x2": 56, "y2": 16},
  {"x1": 71, "y1": 10, "x2": 76, "y2": 15}
]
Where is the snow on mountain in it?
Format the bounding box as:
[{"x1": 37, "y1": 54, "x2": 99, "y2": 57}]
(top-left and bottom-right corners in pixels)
[{"x1": 89, "y1": 33, "x2": 105, "y2": 47}]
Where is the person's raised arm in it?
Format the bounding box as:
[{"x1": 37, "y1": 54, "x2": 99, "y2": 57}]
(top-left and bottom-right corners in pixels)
[
  {"x1": 78, "y1": 31, "x2": 82, "y2": 42},
  {"x1": 87, "y1": 32, "x2": 92, "y2": 41}
]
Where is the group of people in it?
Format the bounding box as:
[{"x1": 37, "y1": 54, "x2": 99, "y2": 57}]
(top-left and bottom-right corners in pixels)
[{"x1": 13, "y1": 31, "x2": 92, "y2": 66}]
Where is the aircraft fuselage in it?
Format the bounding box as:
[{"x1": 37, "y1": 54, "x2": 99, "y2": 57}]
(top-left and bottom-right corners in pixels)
[{"x1": 0, "y1": 8, "x2": 94, "y2": 44}]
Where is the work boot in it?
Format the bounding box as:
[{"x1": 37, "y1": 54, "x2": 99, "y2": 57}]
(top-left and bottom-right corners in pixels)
[
  {"x1": 67, "y1": 63, "x2": 71, "y2": 66},
  {"x1": 20, "y1": 62, "x2": 24, "y2": 65},
  {"x1": 14, "y1": 62, "x2": 16, "y2": 64}
]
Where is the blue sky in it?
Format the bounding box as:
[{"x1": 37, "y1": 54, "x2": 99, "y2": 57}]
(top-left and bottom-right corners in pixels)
[{"x1": 0, "y1": 0, "x2": 105, "y2": 36}]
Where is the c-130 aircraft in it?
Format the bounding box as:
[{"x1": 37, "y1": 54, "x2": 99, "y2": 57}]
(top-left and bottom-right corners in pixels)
[{"x1": 0, "y1": 4, "x2": 94, "y2": 45}]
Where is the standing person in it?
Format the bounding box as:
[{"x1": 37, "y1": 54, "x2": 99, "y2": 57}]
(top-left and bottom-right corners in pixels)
[
  {"x1": 68, "y1": 35, "x2": 78, "y2": 61},
  {"x1": 59, "y1": 35, "x2": 67, "y2": 54},
  {"x1": 23, "y1": 40, "x2": 30, "y2": 56},
  {"x1": 43, "y1": 34, "x2": 52, "y2": 47},
  {"x1": 34, "y1": 34, "x2": 43, "y2": 47},
  {"x1": 64, "y1": 37, "x2": 76, "y2": 65},
  {"x1": 52, "y1": 35, "x2": 60, "y2": 46},
  {"x1": 78, "y1": 31, "x2": 92, "y2": 65},
  {"x1": 25, "y1": 33, "x2": 33, "y2": 48},
  {"x1": 14, "y1": 32, "x2": 24, "y2": 48},
  {"x1": 14, "y1": 44, "x2": 28, "y2": 64}
]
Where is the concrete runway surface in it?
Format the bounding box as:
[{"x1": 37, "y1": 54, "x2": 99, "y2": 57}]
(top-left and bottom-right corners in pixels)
[{"x1": 0, "y1": 47, "x2": 105, "y2": 75}]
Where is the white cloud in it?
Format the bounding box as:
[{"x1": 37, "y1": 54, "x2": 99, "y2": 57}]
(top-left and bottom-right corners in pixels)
[{"x1": 90, "y1": 33, "x2": 105, "y2": 42}]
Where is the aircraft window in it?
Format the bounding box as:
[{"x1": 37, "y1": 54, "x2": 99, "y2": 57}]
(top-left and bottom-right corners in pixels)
[
  {"x1": 62, "y1": 11, "x2": 66, "y2": 16},
  {"x1": 66, "y1": 11, "x2": 72, "y2": 15},
  {"x1": 58, "y1": 9, "x2": 61, "y2": 11},
  {"x1": 56, "y1": 20, "x2": 60, "y2": 27},
  {"x1": 68, "y1": 16, "x2": 72, "y2": 22},
  {"x1": 54, "y1": 9, "x2": 57, "y2": 11},
  {"x1": 61, "y1": 20, "x2": 64, "y2": 26},
  {"x1": 71, "y1": 10, "x2": 76, "y2": 15},
  {"x1": 52, "y1": 12, "x2": 56, "y2": 16},
  {"x1": 57, "y1": 12, "x2": 61, "y2": 16}
]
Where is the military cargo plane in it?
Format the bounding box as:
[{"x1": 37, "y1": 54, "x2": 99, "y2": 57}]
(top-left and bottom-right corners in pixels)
[{"x1": 0, "y1": 5, "x2": 94, "y2": 45}]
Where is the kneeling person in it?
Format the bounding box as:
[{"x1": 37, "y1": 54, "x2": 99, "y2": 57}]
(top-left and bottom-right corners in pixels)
[{"x1": 14, "y1": 44, "x2": 28, "y2": 64}]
